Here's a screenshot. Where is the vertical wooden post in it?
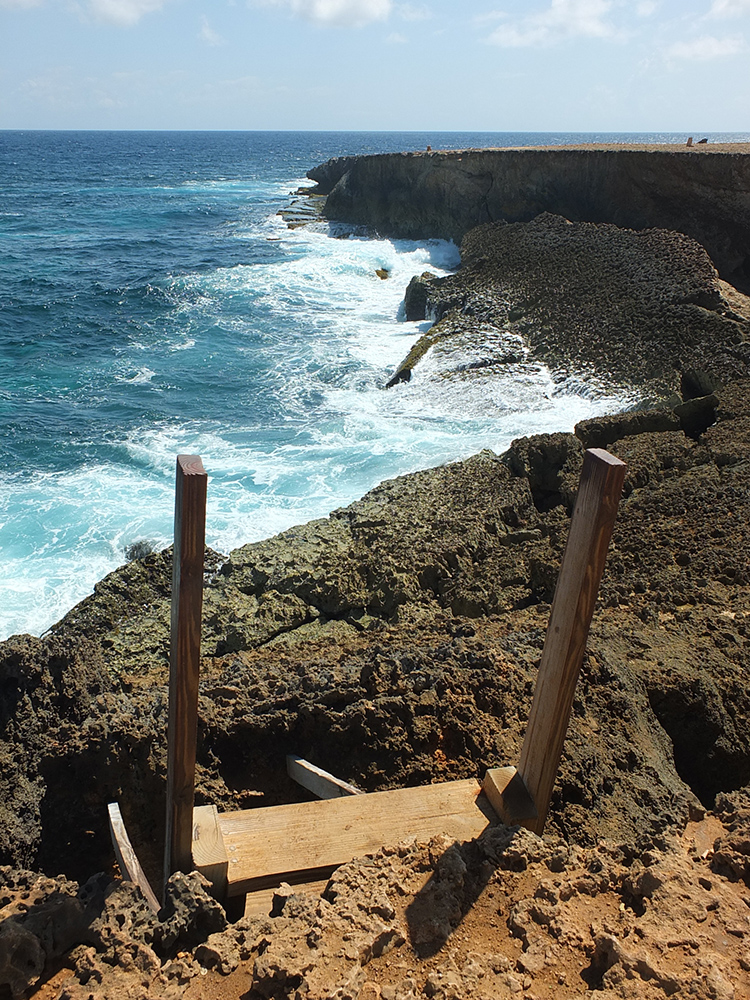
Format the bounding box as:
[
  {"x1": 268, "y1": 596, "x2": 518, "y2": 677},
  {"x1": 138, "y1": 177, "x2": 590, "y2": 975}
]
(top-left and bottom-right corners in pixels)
[
  {"x1": 164, "y1": 455, "x2": 207, "y2": 887},
  {"x1": 519, "y1": 448, "x2": 626, "y2": 833},
  {"x1": 484, "y1": 448, "x2": 626, "y2": 834}
]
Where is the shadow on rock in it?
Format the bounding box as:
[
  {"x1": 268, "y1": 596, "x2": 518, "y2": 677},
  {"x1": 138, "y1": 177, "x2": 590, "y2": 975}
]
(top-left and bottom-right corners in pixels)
[{"x1": 405, "y1": 825, "x2": 567, "y2": 958}]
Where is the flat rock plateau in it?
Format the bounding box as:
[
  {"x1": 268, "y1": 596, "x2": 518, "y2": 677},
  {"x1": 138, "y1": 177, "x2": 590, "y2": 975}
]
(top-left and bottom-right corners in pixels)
[{"x1": 3, "y1": 146, "x2": 750, "y2": 1000}]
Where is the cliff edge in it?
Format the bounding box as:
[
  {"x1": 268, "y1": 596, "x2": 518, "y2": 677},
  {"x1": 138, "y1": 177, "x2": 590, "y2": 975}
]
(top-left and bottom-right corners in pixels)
[{"x1": 308, "y1": 145, "x2": 750, "y2": 287}]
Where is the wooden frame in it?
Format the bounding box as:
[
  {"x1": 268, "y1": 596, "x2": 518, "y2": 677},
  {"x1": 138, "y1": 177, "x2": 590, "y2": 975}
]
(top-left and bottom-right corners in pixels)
[
  {"x1": 286, "y1": 754, "x2": 363, "y2": 799},
  {"x1": 109, "y1": 447, "x2": 626, "y2": 916}
]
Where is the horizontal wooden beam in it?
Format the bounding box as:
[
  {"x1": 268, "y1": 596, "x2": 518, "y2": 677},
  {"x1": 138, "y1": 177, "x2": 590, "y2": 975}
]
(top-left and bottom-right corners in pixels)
[
  {"x1": 244, "y1": 879, "x2": 331, "y2": 919},
  {"x1": 218, "y1": 779, "x2": 496, "y2": 896},
  {"x1": 286, "y1": 755, "x2": 364, "y2": 799}
]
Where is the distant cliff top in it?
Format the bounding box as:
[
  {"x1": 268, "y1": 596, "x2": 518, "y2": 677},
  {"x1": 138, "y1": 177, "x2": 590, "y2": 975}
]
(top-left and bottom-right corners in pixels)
[
  {"x1": 418, "y1": 143, "x2": 750, "y2": 153},
  {"x1": 308, "y1": 145, "x2": 750, "y2": 287}
]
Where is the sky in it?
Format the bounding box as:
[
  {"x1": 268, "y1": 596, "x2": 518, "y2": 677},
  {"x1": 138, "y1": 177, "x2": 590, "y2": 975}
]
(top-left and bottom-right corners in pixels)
[{"x1": 0, "y1": 0, "x2": 749, "y2": 131}]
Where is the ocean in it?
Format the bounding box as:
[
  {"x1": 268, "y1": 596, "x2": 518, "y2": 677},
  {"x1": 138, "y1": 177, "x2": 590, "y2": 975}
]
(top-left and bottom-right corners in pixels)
[{"x1": 2, "y1": 129, "x2": 748, "y2": 641}]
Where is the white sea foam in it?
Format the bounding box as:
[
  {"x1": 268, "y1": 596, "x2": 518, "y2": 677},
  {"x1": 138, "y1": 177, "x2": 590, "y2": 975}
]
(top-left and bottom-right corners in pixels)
[
  {"x1": 1, "y1": 212, "x2": 634, "y2": 642},
  {"x1": 1, "y1": 464, "x2": 174, "y2": 638},
  {"x1": 117, "y1": 367, "x2": 157, "y2": 384}
]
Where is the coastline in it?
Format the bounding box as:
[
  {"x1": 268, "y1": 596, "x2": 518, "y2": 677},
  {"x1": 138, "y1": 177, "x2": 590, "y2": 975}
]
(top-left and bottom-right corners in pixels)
[
  {"x1": 309, "y1": 143, "x2": 750, "y2": 285},
  {"x1": 3, "y1": 144, "x2": 750, "y2": 998}
]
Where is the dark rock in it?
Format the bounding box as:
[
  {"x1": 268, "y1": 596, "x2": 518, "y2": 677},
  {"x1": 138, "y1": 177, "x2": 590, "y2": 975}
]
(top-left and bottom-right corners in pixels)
[
  {"x1": 0, "y1": 636, "x2": 111, "y2": 870},
  {"x1": 673, "y1": 392, "x2": 719, "y2": 437},
  {"x1": 155, "y1": 872, "x2": 227, "y2": 956},
  {"x1": 385, "y1": 366, "x2": 411, "y2": 387},
  {"x1": 314, "y1": 146, "x2": 750, "y2": 283},
  {"x1": 0, "y1": 917, "x2": 44, "y2": 998},
  {"x1": 681, "y1": 368, "x2": 723, "y2": 400},
  {"x1": 575, "y1": 408, "x2": 681, "y2": 449},
  {"x1": 124, "y1": 539, "x2": 155, "y2": 562},
  {"x1": 504, "y1": 432, "x2": 583, "y2": 510},
  {"x1": 403, "y1": 271, "x2": 437, "y2": 321}
]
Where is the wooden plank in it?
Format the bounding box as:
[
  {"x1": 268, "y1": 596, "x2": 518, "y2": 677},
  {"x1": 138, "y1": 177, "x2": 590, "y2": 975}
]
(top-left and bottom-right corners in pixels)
[
  {"x1": 192, "y1": 804, "x2": 229, "y2": 901},
  {"x1": 482, "y1": 766, "x2": 537, "y2": 827},
  {"x1": 286, "y1": 755, "x2": 364, "y2": 799},
  {"x1": 108, "y1": 802, "x2": 161, "y2": 913},
  {"x1": 244, "y1": 879, "x2": 330, "y2": 919},
  {"x1": 218, "y1": 779, "x2": 496, "y2": 896},
  {"x1": 517, "y1": 448, "x2": 626, "y2": 835},
  {"x1": 164, "y1": 455, "x2": 208, "y2": 885}
]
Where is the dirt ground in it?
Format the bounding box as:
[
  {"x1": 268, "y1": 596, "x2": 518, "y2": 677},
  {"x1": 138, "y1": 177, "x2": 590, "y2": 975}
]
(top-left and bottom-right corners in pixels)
[{"x1": 7, "y1": 804, "x2": 750, "y2": 1000}]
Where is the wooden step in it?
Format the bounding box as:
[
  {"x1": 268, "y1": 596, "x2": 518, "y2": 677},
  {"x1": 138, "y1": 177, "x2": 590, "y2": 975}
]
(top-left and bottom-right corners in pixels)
[{"x1": 216, "y1": 779, "x2": 496, "y2": 896}]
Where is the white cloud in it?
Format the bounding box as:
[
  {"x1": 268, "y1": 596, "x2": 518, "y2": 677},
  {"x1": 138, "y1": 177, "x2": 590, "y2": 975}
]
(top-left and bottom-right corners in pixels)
[
  {"x1": 199, "y1": 15, "x2": 225, "y2": 45},
  {"x1": 397, "y1": 1, "x2": 429, "y2": 20},
  {"x1": 709, "y1": 0, "x2": 750, "y2": 16},
  {"x1": 667, "y1": 33, "x2": 746, "y2": 58},
  {"x1": 260, "y1": 0, "x2": 392, "y2": 27},
  {"x1": 487, "y1": 0, "x2": 616, "y2": 48},
  {"x1": 636, "y1": 1, "x2": 657, "y2": 16},
  {"x1": 85, "y1": 0, "x2": 170, "y2": 26},
  {"x1": 473, "y1": 10, "x2": 504, "y2": 25},
  {"x1": 386, "y1": 30, "x2": 406, "y2": 41}
]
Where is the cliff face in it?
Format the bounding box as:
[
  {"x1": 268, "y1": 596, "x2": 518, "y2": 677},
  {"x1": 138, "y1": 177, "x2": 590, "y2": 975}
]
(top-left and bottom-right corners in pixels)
[{"x1": 308, "y1": 146, "x2": 750, "y2": 285}]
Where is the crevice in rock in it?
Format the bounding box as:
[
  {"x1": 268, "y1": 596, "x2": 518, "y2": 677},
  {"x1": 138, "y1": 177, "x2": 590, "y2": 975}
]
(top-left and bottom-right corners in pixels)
[{"x1": 645, "y1": 684, "x2": 750, "y2": 808}]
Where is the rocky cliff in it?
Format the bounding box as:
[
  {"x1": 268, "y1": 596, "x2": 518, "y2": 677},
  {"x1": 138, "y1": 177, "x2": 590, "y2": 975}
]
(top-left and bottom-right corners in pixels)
[
  {"x1": 386, "y1": 213, "x2": 750, "y2": 396},
  {"x1": 307, "y1": 145, "x2": 750, "y2": 286}
]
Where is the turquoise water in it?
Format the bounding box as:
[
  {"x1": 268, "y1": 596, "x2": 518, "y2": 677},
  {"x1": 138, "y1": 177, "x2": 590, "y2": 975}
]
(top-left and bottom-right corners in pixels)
[{"x1": 2, "y1": 130, "x2": 748, "y2": 639}]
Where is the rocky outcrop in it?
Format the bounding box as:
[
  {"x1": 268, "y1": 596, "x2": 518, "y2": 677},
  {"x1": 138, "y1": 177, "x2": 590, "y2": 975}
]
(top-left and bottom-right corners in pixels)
[
  {"x1": 2, "y1": 381, "x2": 750, "y2": 885},
  {"x1": 3, "y1": 819, "x2": 749, "y2": 999},
  {"x1": 3, "y1": 378, "x2": 750, "y2": 996},
  {"x1": 308, "y1": 145, "x2": 750, "y2": 286},
  {"x1": 386, "y1": 214, "x2": 750, "y2": 397}
]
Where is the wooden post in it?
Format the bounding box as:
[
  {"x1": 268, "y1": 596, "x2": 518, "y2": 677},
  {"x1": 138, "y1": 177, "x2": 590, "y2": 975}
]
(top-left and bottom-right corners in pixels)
[
  {"x1": 164, "y1": 455, "x2": 207, "y2": 886},
  {"x1": 484, "y1": 448, "x2": 626, "y2": 834}
]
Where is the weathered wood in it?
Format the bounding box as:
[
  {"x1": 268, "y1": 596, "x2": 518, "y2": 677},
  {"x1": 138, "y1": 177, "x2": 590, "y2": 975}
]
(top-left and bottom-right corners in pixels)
[
  {"x1": 286, "y1": 755, "x2": 364, "y2": 799},
  {"x1": 517, "y1": 448, "x2": 626, "y2": 835},
  {"x1": 164, "y1": 455, "x2": 208, "y2": 886},
  {"x1": 482, "y1": 766, "x2": 537, "y2": 827},
  {"x1": 192, "y1": 804, "x2": 229, "y2": 901},
  {"x1": 218, "y1": 779, "x2": 496, "y2": 896},
  {"x1": 108, "y1": 802, "x2": 161, "y2": 913},
  {"x1": 244, "y1": 879, "x2": 330, "y2": 919}
]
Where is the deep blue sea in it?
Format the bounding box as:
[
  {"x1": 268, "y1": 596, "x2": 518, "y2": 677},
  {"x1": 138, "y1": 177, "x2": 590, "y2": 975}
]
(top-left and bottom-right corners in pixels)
[{"x1": 2, "y1": 130, "x2": 748, "y2": 640}]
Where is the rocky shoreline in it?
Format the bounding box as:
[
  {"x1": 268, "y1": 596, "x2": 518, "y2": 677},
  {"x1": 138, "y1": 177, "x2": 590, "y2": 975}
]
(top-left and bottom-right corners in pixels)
[
  {"x1": 389, "y1": 213, "x2": 750, "y2": 398},
  {"x1": 3, "y1": 150, "x2": 750, "y2": 999},
  {"x1": 308, "y1": 144, "x2": 750, "y2": 286}
]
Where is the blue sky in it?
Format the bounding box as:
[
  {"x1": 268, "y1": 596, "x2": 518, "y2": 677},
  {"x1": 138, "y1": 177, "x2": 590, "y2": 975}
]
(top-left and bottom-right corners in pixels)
[{"x1": 1, "y1": 0, "x2": 748, "y2": 130}]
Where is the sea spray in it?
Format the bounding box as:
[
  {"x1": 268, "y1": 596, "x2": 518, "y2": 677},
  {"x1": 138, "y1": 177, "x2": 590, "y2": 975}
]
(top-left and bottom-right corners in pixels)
[{"x1": 5, "y1": 130, "x2": 729, "y2": 639}]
